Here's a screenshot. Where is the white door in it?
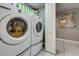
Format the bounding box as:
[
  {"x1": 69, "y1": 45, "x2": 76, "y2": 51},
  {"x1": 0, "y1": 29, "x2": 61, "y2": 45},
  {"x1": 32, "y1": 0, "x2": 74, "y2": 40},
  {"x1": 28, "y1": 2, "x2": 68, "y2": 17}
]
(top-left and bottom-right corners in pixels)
[{"x1": 45, "y1": 3, "x2": 56, "y2": 54}]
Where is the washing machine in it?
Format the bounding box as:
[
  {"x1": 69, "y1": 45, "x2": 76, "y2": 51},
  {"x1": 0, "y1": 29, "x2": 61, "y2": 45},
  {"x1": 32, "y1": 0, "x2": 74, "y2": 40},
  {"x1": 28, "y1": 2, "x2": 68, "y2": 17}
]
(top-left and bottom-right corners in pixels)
[
  {"x1": 0, "y1": 4, "x2": 31, "y2": 56},
  {"x1": 0, "y1": 3, "x2": 17, "y2": 11},
  {"x1": 31, "y1": 15, "x2": 43, "y2": 56}
]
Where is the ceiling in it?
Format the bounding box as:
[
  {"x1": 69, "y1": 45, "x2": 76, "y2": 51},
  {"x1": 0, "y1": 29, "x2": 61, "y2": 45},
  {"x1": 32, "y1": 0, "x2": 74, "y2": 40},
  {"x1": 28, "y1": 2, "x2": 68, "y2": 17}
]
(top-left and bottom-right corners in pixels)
[
  {"x1": 26, "y1": 3, "x2": 45, "y2": 9},
  {"x1": 56, "y1": 3, "x2": 79, "y2": 12}
]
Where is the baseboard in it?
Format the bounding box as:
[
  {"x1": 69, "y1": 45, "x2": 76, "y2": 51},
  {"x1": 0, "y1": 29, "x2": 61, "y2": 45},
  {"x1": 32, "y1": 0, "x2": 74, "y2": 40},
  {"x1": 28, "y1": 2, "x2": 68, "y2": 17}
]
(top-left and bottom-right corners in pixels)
[{"x1": 56, "y1": 38, "x2": 79, "y2": 45}]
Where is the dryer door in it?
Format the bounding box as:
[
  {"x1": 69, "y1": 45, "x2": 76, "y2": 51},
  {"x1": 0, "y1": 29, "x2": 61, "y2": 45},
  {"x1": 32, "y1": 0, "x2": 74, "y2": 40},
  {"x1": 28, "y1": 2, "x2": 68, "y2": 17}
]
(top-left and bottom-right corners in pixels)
[
  {"x1": 0, "y1": 13, "x2": 29, "y2": 45},
  {"x1": 34, "y1": 19, "x2": 43, "y2": 36}
]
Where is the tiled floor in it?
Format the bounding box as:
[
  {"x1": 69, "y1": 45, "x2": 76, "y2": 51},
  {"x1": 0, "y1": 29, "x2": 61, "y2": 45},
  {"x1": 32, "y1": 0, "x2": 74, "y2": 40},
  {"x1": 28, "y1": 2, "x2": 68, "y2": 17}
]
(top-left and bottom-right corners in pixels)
[
  {"x1": 37, "y1": 49, "x2": 55, "y2": 56},
  {"x1": 37, "y1": 39, "x2": 79, "y2": 56},
  {"x1": 56, "y1": 39, "x2": 79, "y2": 56}
]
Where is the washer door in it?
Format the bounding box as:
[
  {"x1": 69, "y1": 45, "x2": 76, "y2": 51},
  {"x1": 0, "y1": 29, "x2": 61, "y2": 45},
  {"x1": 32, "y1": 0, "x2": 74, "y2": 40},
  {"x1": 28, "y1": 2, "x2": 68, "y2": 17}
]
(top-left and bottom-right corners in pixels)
[
  {"x1": 0, "y1": 14, "x2": 29, "y2": 45},
  {"x1": 34, "y1": 19, "x2": 43, "y2": 36}
]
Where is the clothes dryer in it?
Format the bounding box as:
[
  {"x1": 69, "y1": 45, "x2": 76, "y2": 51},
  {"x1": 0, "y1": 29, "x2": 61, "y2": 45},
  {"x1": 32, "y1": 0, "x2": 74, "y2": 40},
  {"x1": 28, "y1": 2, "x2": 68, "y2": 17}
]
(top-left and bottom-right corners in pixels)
[{"x1": 31, "y1": 16, "x2": 43, "y2": 56}]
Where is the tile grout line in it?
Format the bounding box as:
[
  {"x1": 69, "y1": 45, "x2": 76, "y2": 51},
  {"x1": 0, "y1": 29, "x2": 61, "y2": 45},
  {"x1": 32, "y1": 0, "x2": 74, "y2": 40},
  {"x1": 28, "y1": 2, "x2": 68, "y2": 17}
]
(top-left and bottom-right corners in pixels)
[
  {"x1": 63, "y1": 41, "x2": 65, "y2": 56},
  {"x1": 45, "y1": 50, "x2": 56, "y2": 56}
]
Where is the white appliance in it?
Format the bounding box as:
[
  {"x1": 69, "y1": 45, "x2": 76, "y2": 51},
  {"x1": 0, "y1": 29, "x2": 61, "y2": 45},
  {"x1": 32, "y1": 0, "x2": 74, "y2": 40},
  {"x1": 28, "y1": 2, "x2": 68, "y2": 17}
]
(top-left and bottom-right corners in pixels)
[
  {"x1": 31, "y1": 15, "x2": 43, "y2": 56},
  {"x1": 0, "y1": 4, "x2": 31, "y2": 56}
]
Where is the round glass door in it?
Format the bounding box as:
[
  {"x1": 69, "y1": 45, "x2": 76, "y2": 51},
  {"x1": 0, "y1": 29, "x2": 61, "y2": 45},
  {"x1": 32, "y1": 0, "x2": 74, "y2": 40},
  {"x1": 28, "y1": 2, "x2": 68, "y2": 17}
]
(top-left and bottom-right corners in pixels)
[
  {"x1": 7, "y1": 18, "x2": 27, "y2": 38},
  {"x1": 36, "y1": 22, "x2": 42, "y2": 33}
]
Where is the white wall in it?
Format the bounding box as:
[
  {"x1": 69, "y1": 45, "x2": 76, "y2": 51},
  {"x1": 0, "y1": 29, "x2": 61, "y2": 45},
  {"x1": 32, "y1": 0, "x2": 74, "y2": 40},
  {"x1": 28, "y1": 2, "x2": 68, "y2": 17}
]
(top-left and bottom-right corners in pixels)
[
  {"x1": 56, "y1": 9, "x2": 79, "y2": 42},
  {"x1": 45, "y1": 3, "x2": 56, "y2": 54},
  {"x1": 56, "y1": 3, "x2": 79, "y2": 12}
]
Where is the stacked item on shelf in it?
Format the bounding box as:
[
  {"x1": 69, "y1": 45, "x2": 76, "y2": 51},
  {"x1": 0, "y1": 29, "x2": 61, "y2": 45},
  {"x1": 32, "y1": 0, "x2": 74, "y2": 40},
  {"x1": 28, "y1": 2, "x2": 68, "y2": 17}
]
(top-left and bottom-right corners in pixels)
[{"x1": 16, "y1": 3, "x2": 39, "y2": 16}]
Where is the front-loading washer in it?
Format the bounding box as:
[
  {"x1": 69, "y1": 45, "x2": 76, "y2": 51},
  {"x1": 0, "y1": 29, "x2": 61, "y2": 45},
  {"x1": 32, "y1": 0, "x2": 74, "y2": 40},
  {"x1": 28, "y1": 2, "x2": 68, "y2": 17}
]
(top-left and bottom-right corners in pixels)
[
  {"x1": 31, "y1": 15, "x2": 43, "y2": 56},
  {"x1": 0, "y1": 3, "x2": 17, "y2": 11},
  {"x1": 0, "y1": 4, "x2": 31, "y2": 56}
]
